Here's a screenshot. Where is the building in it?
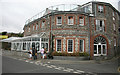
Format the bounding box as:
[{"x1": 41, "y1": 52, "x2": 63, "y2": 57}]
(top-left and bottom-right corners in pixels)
[
  {"x1": 118, "y1": 1, "x2": 120, "y2": 12},
  {"x1": 11, "y1": 1, "x2": 120, "y2": 59}
]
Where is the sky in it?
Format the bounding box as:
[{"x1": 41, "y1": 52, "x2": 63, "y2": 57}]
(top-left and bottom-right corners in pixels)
[{"x1": 0, "y1": 0, "x2": 119, "y2": 33}]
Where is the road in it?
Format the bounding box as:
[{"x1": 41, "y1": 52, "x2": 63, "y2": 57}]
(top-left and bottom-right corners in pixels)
[
  {"x1": 2, "y1": 53, "x2": 120, "y2": 75},
  {"x1": 2, "y1": 56, "x2": 68, "y2": 73}
]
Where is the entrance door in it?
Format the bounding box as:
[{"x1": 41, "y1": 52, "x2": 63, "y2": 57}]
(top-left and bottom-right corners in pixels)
[
  {"x1": 94, "y1": 36, "x2": 107, "y2": 56},
  {"x1": 41, "y1": 43, "x2": 49, "y2": 52},
  {"x1": 32, "y1": 42, "x2": 40, "y2": 51}
]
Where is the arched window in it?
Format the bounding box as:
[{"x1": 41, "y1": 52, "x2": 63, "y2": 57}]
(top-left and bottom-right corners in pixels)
[
  {"x1": 94, "y1": 36, "x2": 106, "y2": 44},
  {"x1": 94, "y1": 36, "x2": 107, "y2": 56}
]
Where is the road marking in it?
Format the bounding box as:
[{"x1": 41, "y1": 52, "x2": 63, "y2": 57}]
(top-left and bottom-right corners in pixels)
[
  {"x1": 42, "y1": 64, "x2": 48, "y2": 66},
  {"x1": 66, "y1": 68, "x2": 74, "y2": 71},
  {"x1": 63, "y1": 69, "x2": 71, "y2": 72},
  {"x1": 76, "y1": 70, "x2": 85, "y2": 73},
  {"x1": 47, "y1": 66, "x2": 53, "y2": 68},
  {"x1": 25, "y1": 60, "x2": 29, "y2": 62},
  {"x1": 54, "y1": 67, "x2": 62, "y2": 70},
  {"x1": 50, "y1": 65, "x2": 57, "y2": 68},
  {"x1": 30, "y1": 61, "x2": 34, "y2": 64},
  {"x1": 73, "y1": 71, "x2": 80, "y2": 74},
  {"x1": 58, "y1": 67, "x2": 65, "y2": 69}
]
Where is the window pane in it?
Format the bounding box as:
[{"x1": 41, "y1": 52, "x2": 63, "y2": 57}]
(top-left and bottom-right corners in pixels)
[
  {"x1": 57, "y1": 16, "x2": 62, "y2": 25},
  {"x1": 68, "y1": 40, "x2": 73, "y2": 52},
  {"x1": 57, "y1": 40, "x2": 61, "y2": 52},
  {"x1": 103, "y1": 45, "x2": 106, "y2": 54},
  {"x1": 94, "y1": 45, "x2": 97, "y2": 54},
  {"x1": 42, "y1": 21, "x2": 45, "y2": 27},
  {"x1": 98, "y1": 5, "x2": 103, "y2": 13},
  {"x1": 68, "y1": 16, "x2": 73, "y2": 25},
  {"x1": 80, "y1": 40, "x2": 84, "y2": 52},
  {"x1": 79, "y1": 17, "x2": 84, "y2": 25}
]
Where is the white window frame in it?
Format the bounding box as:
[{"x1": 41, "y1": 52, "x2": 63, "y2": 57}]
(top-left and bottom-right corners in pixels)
[
  {"x1": 113, "y1": 23, "x2": 116, "y2": 30},
  {"x1": 79, "y1": 39, "x2": 84, "y2": 53},
  {"x1": 36, "y1": 23, "x2": 38, "y2": 30},
  {"x1": 33, "y1": 25, "x2": 34, "y2": 31},
  {"x1": 28, "y1": 27, "x2": 30, "y2": 32},
  {"x1": 114, "y1": 38, "x2": 116, "y2": 46},
  {"x1": 68, "y1": 16, "x2": 74, "y2": 25},
  {"x1": 56, "y1": 16, "x2": 62, "y2": 25},
  {"x1": 67, "y1": 39, "x2": 73, "y2": 53},
  {"x1": 96, "y1": 19, "x2": 105, "y2": 31},
  {"x1": 94, "y1": 44, "x2": 107, "y2": 56},
  {"x1": 79, "y1": 16, "x2": 84, "y2": 26},
  {"x1": 42, "y1": 20, "x2": 45, "y2": 27},
  {"x1": 98, "y1": 5, "x2": 104, "y2": 13},
  {"x1": 56, "y1": 39, "x2": 62, "y2": 52}
]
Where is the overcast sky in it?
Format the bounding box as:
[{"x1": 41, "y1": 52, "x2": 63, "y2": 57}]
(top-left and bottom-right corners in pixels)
[{"x1": 0, "y1": 0, "x2": 119, "y2": 33}]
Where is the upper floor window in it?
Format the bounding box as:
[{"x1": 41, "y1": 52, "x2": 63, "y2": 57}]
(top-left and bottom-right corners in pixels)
[
  {"x1": 79, "y1": 16, "x2": 85, "y2": 26},
  {"x1": 36, "y1": 23, "x2": 38, "y2": 30},
  {"x1": 96, "y1": 19, "x2": 105, "y2": 31},
  {"x1": 68, "y1": 16, "x2": 74, "y2": 25},
  {"x1": 113, "y1": 23, "x2": 116, "y2": 31},
  {"x1": 41, "y1": 20, "x2": 45, "y2": 27},
  {"x1": 56, "y1": 16, "x2": 62, "y2": 25},
  {"x1": 98, "y1": 5, "x2": 104, "y2": 13},
  {"x1": 112, "y1": 11, "x2": 115, "y2": 16},
  {"x1": 114, "y1": 38, "x2": 116, "y2": 46},
  {"x1": 33, "y1": 25, "x2": 34, "y2": 31},
  {"x1": 28, "y1": 26, "x2": 30, "y2": 32}
]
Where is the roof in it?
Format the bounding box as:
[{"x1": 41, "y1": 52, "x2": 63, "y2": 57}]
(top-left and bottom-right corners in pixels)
[{"x1": 0, "y1": 37, "x2": 22, "y2": 42}]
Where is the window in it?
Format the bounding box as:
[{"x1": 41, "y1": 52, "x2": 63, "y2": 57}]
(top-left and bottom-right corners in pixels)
[
  {"x1": 33, "y1": 25, "x2": 34, "y2": 31},
  {"x1": 36, "y1": 23, "x2": 38, "y2": 30},
  {"x1": 68, "y1": 16, "x2": 74, "y2": 25},
  {"x1": 57, "y1": 16, "x2": 62, "y2": 25},
  {"x1": 114, "y1": 38, "x2": 116, "y2": 46},
  {"x1": 56, "y1": 39, "x2": 61, "y2": 52},
  {"x1": 113, "y1": 23, "x2": 116, "y2": 30},
  {"x1": 79, "y1": 16, "x2": 84, "y2": 26},
  {"x1": 113, "y1": 11, "x2": 115, "y2": 16},
  {"x1": 79, "y1": 40, "x2": 84, "y2": 52},
  {"x1": 28, "y1": 27, "x2": 30, "y2": 32},
  {"x1": 113, "y1": 17, "x2": 115, "y2": 21},
  {"x1": 96, "y1": 19, "x2": 105, "y2": 31},
  {"x1": 67, "y1": 39, "x2": 73, "y2": 53},
  {"x1": 41, "y1": 20, "x2": 45, "y2": 27},
  {"x1": 98, "y1": 5, "x2": 104, "y2": 13}
]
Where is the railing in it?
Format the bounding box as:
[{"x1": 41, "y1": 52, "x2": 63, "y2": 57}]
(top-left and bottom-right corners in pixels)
[{"x1": 25, "y1": 4, "x2": 80, "y2": 25}]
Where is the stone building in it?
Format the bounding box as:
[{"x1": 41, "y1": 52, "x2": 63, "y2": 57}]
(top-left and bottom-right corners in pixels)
[{"x1": 11, "y1": 1, "x2": 120, "y2": 59}]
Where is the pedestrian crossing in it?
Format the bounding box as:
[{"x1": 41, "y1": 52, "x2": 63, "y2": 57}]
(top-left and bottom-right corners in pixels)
[{"x1": 12, "y1": 57, "x2": 97, "y2": 75}]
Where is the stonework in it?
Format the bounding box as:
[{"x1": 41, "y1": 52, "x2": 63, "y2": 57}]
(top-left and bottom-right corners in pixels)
[{"x1": 23, "y1": 1, "x2": 120, "y2": 58}]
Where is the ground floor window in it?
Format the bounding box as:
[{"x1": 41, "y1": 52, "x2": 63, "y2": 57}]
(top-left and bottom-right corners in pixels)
[
  {"x1": 67, "y1": 39, "x2": 73, "y2": 53},
  {"x1": 94, "y1": 36, "x2": 107, "y2": 56},
  {"x1": 79, "y1": 40, "x2": 84, "y2": 52},
  {"x1": 56, "y1": 39, "x2": 61, "y2": 52}
]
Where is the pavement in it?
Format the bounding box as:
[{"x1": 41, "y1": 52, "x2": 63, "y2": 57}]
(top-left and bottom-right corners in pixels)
[{"x1": 1, "y1": 50, "x2": 120, "y2": 74}]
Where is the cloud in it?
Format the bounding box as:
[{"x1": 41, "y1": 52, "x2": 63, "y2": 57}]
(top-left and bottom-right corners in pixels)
[{"x1": 1, "y1": 0, "x2": 119, "y2": 33}]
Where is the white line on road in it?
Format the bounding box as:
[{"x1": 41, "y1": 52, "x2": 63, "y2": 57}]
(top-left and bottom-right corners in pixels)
[
  {"x1": 30, "y1": 61, "x2": 34, "y2": 64},
  {"x1": 63, "y1": 69, "x2": 71, "y2": 72},
  {"x1": 42, "y1": 64, "x2": 48, "y2": 66},
  {"x1": 25, "y1": 60, "x2": 29, "y2": 62},
  {"x1": 76, "y1": 70, "x2": 85, "y2": 73},
  {"x1": 46, "y1": 66, "x2": 53, "y2": 68},
  {"x1": 50, "y1": 65, "x2": 56, "y2": 68}
]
